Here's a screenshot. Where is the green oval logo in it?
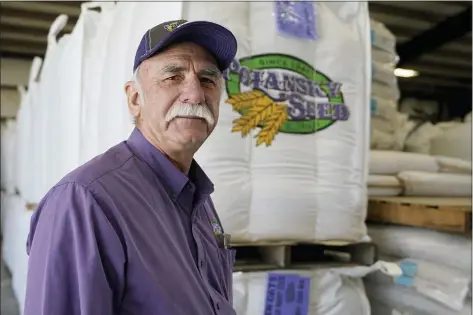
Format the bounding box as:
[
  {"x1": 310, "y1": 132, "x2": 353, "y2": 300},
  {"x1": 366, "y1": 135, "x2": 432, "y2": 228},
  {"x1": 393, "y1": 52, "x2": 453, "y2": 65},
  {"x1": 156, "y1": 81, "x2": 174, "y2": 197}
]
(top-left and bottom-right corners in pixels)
[{"x1": 224, "y1": 54, "x2": 349, "y2": 146}]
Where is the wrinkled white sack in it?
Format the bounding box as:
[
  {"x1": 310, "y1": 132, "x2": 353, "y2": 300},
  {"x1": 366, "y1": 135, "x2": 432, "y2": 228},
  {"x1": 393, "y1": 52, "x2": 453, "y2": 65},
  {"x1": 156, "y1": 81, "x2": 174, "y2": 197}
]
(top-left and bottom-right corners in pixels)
[
  {"x1": 372, "y1": 61, "x2": 397, "y2": 87},
  {"x1": 0, "y1": 120, "x2": 17, "y2": 194},
  {"x1": 371, "y1": 113, "x2": 408, "y2": 134},
  {"x1": 371, "y1": 47, "x2": 398, "y2": 67},
  {"x1": 369, "y1": 151, "x2": 439, "y2": 175},
  {"x1": 465, "y1": 112, "x2": 472, "y2": 122},
  {"x1": 404, "y1": 122, "x2": 444, "y2": 154},
  {"x1": 233, "y1": 262, "x2": 401, "y2": 315},
  {"x1": 1, "y1": 194, "x2": 33, "y2": 315},
  {"x1": 398, "y1": 171, "x2": 472, "y2": 197},
  {"x1": 370, "y1": 129, "x2": 397, "y2": 151},
  {"x1": 372, "y1": 81, "x2": 400, "y2": 101},
  {"x1": 368, "y1": 187, "x2": 402, "y2": 197},
  {"x1": 435, "y1": 156, "x2": 472, "y2": 174},
  {"x1": 430, "y1": 122, "x2": 472, "y2": 162},
  {"x1": 371, "y1": 96, "x2": 398, "y2": 119},
  {"x1": 367, "y1": 175, "x2": 402, "y2": 196},
  {"x1": 370, "y1": 19, "x2": 396, "y2": 54},
  {"x1": 368, "y1": 224, "x2": 472, "y2": 274},
  {"x1": 366, "y1": 257, "x2": 471, "y2": 312},
  {"x1": 368, "y1": 175, "x2": 402, "y2": 188},
  {"x1": 364, "y1": 282, "x2": 472, "y2": 315}
]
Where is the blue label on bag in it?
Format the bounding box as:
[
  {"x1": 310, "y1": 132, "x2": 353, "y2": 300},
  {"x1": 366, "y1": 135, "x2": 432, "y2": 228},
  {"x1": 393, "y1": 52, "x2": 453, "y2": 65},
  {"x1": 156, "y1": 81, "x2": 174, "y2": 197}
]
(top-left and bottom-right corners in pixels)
[
  {"x1": 264, "y1": 273, "x2": 310, "y2": 315},
  {"x1": 371, "y1": 98, "x2": 377, "y2": 115},
  {"x1": 399, "y1": 260, "x2": 418, "y2": 277},
  {"x1": 394, "y1": 275, "x2": 415, "y2": 287},
  {"x1": 274, "y1": 1, "x2": 317, "y2": 40}
]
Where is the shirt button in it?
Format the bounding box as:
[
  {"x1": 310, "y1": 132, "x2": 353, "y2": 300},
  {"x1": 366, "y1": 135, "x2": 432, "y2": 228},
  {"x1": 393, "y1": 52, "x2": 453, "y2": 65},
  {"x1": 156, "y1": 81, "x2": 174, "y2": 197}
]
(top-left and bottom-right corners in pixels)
[
  {"x1": 200, "y1": 260, "x2": 204, "y2": 267},
  {"x1": 193, "y1": 216, "x2": 198, "y2": 224},
  {"x1": 216, "y1": 303, "x2": 220, "y2": 310}
]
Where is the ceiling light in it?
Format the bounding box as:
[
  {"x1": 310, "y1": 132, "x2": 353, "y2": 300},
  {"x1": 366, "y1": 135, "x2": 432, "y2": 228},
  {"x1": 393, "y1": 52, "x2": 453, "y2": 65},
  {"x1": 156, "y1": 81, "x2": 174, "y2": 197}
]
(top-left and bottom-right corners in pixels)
[{"x1": 394, "y1": 68, "x2": 419, "y2": 78}]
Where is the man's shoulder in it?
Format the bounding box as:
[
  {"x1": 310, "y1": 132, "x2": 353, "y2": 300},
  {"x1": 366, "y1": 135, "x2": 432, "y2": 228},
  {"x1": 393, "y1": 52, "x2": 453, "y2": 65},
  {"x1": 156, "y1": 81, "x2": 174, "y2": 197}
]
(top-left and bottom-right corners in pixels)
[{"x1": 58, "y1": 142, "x2": 135, "y2": 189}]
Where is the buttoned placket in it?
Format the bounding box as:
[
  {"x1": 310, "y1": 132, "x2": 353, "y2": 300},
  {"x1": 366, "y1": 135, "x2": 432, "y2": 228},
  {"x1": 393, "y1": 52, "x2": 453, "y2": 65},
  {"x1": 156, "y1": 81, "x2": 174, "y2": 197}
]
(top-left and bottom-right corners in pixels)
[{"x1": 191, "y1": 206, "x2": 223, "y2": 314}]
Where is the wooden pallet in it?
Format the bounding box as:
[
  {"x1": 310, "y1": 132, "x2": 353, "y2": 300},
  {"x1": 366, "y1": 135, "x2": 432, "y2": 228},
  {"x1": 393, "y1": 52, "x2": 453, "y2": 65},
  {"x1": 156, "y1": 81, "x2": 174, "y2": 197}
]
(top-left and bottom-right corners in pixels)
[
  {"x1": 367, "y1": 196, "x2": 472, "y2": 235},
  {"x1": 231, "y1": 240, "x2": 377, "y2": 272}
]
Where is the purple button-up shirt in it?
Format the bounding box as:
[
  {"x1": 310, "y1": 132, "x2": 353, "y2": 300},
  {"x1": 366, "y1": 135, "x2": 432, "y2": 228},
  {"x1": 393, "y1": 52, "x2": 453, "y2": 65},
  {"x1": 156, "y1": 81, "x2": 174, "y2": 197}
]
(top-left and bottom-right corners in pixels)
[{"x1": 24, "y1": 128, "x2": 236, "y2": 315}]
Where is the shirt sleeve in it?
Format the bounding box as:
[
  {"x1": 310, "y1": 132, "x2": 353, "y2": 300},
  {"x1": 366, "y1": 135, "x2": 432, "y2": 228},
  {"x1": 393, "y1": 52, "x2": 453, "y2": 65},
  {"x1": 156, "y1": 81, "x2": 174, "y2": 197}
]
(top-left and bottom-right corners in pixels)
[{"x1": 24, "y1": 182, "x2": 126, "y2": 315}]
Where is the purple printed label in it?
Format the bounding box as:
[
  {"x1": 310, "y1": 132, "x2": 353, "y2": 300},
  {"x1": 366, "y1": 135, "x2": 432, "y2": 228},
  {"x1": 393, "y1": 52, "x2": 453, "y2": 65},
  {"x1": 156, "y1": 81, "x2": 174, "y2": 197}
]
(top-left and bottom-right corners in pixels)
[
  {"x1": 264, "y1": 273, "x2": 311, "y2": 315},
  {"x1": 274, "y1": 1, "x2": 317, "y2": 40}
]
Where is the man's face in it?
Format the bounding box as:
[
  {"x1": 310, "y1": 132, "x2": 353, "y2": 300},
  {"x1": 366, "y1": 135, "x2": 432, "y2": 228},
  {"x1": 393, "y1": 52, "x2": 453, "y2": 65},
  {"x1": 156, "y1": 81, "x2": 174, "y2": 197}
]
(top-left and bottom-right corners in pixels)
[{"x1": 126, "y1": 42, "x2": 223, "y2": 153}]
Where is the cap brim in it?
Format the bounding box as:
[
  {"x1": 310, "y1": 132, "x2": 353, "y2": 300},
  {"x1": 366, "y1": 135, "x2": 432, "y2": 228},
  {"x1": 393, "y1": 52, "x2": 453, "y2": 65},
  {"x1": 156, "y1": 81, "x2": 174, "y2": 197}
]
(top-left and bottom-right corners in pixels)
[{"x1": 142, "y1": 21, "x2": 237, "y2": 71}]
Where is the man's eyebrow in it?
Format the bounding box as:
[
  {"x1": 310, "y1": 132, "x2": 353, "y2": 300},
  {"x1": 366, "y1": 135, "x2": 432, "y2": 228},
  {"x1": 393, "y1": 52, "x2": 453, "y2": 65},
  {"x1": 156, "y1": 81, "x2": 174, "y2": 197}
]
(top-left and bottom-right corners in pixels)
[
  {"x1": 161, "y1": 64, "x2": 186, "y2": 74},
  {"x1": 160, "y1": 64, "x2": 221, "y2": 78},
  {"x1": 199, "y1": 68, "x2": 221, "y2": 78}
]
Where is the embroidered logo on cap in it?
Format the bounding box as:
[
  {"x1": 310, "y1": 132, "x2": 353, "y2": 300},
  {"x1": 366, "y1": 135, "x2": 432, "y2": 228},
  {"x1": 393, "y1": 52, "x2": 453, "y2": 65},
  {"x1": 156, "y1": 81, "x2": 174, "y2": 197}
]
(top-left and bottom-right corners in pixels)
[{"x1": 164, "y1": 20, "x2": 186, "y2": 32}]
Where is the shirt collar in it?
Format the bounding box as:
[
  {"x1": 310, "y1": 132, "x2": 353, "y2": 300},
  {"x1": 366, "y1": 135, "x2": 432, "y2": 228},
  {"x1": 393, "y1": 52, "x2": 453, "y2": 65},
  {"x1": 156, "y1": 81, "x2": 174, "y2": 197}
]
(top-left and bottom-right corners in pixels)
[{"x1": 126, "y1": 128, "x2": 214, "y2": 201}]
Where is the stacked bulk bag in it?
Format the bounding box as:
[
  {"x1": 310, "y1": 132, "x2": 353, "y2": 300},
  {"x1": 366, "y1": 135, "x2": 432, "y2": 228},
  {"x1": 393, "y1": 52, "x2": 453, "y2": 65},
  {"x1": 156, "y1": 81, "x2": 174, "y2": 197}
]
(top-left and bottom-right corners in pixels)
[
  {"x1": 192, "y1": 2, "x2": 371, "y2": 242},
  {"x1": 15, "y1": 60, "x2": 39, "y2": 202},
  {"x1": 368, "y1": 151, "x2": 472, "y2": 197},
  {"x1": 0, "y1": 119, "x2": 17, "y2": 194},
  {"x1": 93, "y1": 1, "x2": 184, "y2": 153},
  {"x1": 52, "y1": 3, "x2": 116, "y2": 180},
  {"x1": 430, "y1": 121, "x2": 472, "y2": 162},
  {"x1": 1, "y1": 193, "x2": 33, "y2": 315},
  {"x1": 33, "y1": 15, "x2": 70, "y2": 202},
  {"x1": 80, "y1": 2, "x2": 117, "y2": 163},
  {"x1": 369, "y1": 19, "x2": 412, "y2": 151}
]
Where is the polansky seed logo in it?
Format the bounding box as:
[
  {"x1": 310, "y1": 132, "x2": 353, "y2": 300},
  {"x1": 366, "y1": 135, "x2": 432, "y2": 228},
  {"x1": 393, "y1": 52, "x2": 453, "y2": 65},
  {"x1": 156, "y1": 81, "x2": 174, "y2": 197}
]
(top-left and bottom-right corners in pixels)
[{"x1": 223, "y1": 54, "x2": 349, "y2": 147}]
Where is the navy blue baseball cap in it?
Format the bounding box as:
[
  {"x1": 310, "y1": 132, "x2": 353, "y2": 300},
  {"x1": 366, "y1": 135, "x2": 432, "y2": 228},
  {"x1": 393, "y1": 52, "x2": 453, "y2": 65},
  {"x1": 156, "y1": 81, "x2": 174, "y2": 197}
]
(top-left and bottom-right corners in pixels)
[{"x1": 133, "y1": 19, "x2": 237, "y2": 73}]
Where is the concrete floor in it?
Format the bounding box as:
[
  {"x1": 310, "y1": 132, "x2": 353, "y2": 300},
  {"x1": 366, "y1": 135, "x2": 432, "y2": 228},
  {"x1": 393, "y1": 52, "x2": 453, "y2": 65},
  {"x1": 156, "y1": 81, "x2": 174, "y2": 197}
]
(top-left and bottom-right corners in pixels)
[{"x1": 1, "y1": 262, "x2": 20, "y2": 315}]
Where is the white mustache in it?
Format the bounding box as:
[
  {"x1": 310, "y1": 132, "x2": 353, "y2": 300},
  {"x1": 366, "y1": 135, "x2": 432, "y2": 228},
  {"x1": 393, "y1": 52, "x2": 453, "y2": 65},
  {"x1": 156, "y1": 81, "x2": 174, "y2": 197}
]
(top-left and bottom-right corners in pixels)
[{"x1": 165, "y1": 103, "x2": 215, "y2": 126}]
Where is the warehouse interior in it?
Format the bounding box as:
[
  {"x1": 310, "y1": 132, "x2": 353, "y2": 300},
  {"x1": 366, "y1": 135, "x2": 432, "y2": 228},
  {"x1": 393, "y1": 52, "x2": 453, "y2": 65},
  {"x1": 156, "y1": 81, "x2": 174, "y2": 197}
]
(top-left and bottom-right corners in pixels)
[{"x1": 0, "y1": 1, "x2": 472, "y2": 315}]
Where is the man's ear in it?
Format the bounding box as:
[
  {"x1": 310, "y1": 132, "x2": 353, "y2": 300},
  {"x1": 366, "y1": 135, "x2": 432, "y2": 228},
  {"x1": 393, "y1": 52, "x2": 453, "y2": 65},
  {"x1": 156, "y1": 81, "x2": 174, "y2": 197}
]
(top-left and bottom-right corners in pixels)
[{"x1": 125, "y1": 81, "x2": 142, "y2": 120}]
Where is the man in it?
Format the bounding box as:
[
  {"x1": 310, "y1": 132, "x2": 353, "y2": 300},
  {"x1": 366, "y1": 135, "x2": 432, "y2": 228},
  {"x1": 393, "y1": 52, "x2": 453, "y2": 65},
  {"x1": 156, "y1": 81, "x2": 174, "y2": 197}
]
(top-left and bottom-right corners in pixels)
[{"x1": 24, "y1": 19, "x2": 238, "y2": 315}]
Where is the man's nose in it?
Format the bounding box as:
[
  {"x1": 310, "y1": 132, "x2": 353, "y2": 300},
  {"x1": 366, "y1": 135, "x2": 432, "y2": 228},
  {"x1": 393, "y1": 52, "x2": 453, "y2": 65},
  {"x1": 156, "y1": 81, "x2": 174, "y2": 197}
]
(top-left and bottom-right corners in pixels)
[{"x1": 179, "y1": 77, "x2": 205, "y2": 104}]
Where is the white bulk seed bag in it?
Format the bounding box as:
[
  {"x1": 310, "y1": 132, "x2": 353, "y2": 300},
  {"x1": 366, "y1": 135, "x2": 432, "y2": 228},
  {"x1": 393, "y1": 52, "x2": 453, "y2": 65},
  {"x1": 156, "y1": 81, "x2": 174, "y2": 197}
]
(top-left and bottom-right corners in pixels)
[
  {"x1": 16, "y1": 58, "x2": 42, "y2": 203},
  {"x1": 189, "y1": 2, "x2": 253, "y2": 240},
  {"x1": 35, "y1": 15, "x2": 70, "y2": 202},
  {"x1": 248, "y1": 2, "x2": 370, "y2": 241},
  {"x1": 95, "y1": 2, "x2": 184, "y2": 154},
  {"x1": 54, "y1": 4, "x2": 105, "y2": 185},
  {"x1": 80, "y1": 2, "x2": 117, "y2": 163}
]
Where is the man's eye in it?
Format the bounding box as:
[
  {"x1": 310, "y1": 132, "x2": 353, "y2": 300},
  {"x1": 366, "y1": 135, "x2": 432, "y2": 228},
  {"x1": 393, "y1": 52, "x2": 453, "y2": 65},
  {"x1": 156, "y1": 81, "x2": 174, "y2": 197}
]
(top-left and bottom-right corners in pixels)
[
  {"x1": 165, "y1": 75, "x2": 181, "y2": 81},
  {"x1": 200, "y1": 78, "x2": 215, "y2": 85}
]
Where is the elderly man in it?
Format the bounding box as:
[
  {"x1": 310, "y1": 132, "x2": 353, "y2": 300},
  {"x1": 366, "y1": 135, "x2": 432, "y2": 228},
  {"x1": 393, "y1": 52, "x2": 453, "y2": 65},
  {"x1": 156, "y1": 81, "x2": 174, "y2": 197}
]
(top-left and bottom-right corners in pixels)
[{"x1": 24, "y1": 20, "x2": 238, "y2": 315}]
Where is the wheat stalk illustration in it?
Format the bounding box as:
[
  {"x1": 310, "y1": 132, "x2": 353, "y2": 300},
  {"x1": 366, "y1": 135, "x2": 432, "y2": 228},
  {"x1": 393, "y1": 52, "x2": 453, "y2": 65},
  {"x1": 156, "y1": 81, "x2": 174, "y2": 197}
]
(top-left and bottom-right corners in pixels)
[
  {"x1": 255, "y1": 104, "x2": 288, "y2": 147},
  {"x1": 226, "y1": 90, "x2": 288, "y2": 145}
]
